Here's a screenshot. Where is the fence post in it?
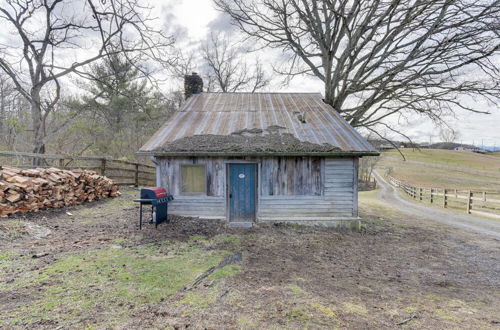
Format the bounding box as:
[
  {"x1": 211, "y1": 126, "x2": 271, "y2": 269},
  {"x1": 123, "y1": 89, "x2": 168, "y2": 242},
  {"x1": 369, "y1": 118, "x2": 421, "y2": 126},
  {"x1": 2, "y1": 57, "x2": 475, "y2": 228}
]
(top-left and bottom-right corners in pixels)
[
  {"x1": 430, "y1": 188, "x2": 434, "y2": 204},
  {"x1": 134, "y1": 164, "x2": 139, "y2": 187},
  {"x1": 443, "y1": 189, "x2": 447, "y2": 208},
  {"x1": 100, "y1": 159, "x2": 106, "y2": 176},
  {"x1": 58, "y1": 158, "x2": 65, "y2": 169},
  {"x1": 483, "y1": 191, "x2": 486, "y2": 202},
  {"x1": 466, "y1": 190, "x2": 472, "y2": 214}
]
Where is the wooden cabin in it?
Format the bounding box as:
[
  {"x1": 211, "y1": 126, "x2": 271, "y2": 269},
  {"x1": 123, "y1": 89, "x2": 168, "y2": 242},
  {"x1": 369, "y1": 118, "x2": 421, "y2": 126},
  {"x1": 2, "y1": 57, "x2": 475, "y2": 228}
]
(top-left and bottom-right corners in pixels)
[{"x1": 138, "y1": 73, "x2": 378, "y2": 227}]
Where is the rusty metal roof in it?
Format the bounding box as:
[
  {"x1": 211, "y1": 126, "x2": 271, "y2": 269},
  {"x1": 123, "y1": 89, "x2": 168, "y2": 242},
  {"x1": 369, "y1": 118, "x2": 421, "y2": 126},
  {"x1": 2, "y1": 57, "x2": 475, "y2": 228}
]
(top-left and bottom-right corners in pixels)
[{"x1": 139, "y1": 93, "x2": 378, "y2": 156}]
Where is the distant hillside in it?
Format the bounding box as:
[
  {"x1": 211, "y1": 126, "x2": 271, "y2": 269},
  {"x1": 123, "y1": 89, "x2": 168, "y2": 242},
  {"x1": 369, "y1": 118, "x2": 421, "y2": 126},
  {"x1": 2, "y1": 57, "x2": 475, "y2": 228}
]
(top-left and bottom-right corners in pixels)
[
  {"x1": 428, "y1": 142, "x2": 476, "y2": 150},
  {"x1": 379, "y1": 149, "x2": 500, "y2": 190}
]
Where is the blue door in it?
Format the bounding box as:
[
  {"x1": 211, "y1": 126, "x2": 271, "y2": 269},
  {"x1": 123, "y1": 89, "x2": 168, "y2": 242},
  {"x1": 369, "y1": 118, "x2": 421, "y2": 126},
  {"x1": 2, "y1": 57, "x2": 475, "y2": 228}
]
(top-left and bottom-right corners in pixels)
[{"x1": 229, "y1": 164, "x2": 256, "y2": 222}]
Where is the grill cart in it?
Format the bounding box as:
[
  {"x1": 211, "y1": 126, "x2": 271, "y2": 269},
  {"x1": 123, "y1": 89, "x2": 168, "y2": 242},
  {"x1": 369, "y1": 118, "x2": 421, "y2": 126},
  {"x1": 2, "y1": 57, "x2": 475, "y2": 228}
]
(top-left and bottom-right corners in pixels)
[{"x1": 134, "y1": 187, "x2": 174, "y2": 229}]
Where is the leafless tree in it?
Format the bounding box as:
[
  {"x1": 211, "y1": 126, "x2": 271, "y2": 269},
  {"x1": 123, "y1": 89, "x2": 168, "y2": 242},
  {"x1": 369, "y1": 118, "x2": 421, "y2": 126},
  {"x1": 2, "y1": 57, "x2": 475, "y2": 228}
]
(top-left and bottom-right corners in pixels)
[
  {"x1": 0, "y1": 72, "x2": 15, "y2": 136},
  {"x1": 215, "y1": 0, "x2": 500, "y2": 136},
  {"x1": 201, "y1": 32, "x2": 270, "y2": 92},
  {"x1": 0, "y1": 0, "x2": 175, "y2": 159},
  {"x1": 439, "y1": 127, "x2": 460, "y2": 143},
  {"x1": 169, "y1": 50, "x2": 197, "y2": 80}
]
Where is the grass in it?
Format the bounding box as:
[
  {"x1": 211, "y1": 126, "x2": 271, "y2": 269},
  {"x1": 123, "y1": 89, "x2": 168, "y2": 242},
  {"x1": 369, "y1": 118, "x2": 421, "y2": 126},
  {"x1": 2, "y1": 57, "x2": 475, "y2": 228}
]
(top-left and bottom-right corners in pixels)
[
  {"x1": 180, "y1": 292, "x2": 217, "y2": 309},
  {"x1": 384, "y1": 149, "x2": 500, "y2": 171},
  {"x1": 1, "y1": 241, "x2": 234, "y2": 328},
  {"x1": 380, "y1": 149, "x2": 500, "y2": 190},
  {"x1": 434, "y1": 309, "x2": 459, "y2": 322},
  {"x1": 77, "y1": 190, "x2": 136, "y2": 221},
  {"x1": 287, "y1": 283, "x2": 304, "y2": 295},
  {"x1": 2, "y1": 187, "x2": 499, "y2": 328},
  {"x1": 310, "y1": 302, "x2": 336, "y2": 319},
  {"x1": 283, "y1": 307, "x2": 313, "y2": 322},
  {"x1": 0, "y1": 220, "x2": 27, "y2": 239},
  {"x1": 359, "y1": 188, "x2": 407, "y2": 221},
  {"x1": 342, "y1": 302, "x2": 368, "y2": 315}
]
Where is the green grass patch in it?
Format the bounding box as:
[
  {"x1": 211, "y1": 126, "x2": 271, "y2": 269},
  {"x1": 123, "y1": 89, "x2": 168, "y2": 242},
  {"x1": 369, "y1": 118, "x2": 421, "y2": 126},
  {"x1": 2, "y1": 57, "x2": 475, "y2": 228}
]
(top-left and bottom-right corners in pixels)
[
  {"x1": 0, "y1": 250, "x2": 17, "y2": 275},
  {"x1": 404, "y1": 306, "x2": 418, "y2": 313},
  {"x1": 434, "y1": 309, "x2": 459, "y2": 322},
  {"x1": 286, "y1": 283, "x2": 304, "y2": 295},
  {"x1": 1, "y1": 242, "x2": 229, "y2": 328},
  {"x1": 237, "y1": 316, "x2": 259, "y2": 328},
  {"x1": 189, "y1": 234, "x2": 208, "y2": 242},
  {"x1": 310, "y1": 302, "x2": 336, "y2": 319},
  {"x1": 284, "y1": 307, "x2": 312, "y2": 322},
  {"x1": 214, "y1": 234, "x2": 241, "y2": 246},
  {"x1": 342, "y1": 302, "x2": 368, "y2": 315},
  {"x1": 209, "y1": 264, "x2": 242, "y2": 280},
  {"x1": 180, "y1": 292, "x2": 216, "y2": 309},
  {"x1": 76, "y1": 193, "x2": 134, "y2": 220}
]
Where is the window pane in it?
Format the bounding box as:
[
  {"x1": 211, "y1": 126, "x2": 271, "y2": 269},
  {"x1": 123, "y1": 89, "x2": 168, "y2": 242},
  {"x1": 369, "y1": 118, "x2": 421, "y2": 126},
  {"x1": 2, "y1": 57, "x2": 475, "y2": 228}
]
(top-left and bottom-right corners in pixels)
[{"x1": 181, "y1": 165, "x2": 206, "y2": 194}]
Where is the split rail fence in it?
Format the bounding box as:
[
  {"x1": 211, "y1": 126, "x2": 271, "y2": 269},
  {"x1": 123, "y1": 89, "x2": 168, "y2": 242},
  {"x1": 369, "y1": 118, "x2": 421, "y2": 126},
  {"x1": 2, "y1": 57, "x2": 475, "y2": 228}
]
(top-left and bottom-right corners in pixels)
[
  {"x1": 386, "y1": 174, "x2": 500, "y2": 220},
  {"x1": 0, "y1": 151, "x2": 155, "y2": 187}
]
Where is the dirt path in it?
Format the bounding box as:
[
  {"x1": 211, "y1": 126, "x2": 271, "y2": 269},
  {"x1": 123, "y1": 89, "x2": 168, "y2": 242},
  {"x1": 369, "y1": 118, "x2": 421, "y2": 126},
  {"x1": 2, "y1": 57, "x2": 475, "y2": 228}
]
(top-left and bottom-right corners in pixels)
[{"x1": 374, "y1": 171, "x2": 500, "y2": 240}]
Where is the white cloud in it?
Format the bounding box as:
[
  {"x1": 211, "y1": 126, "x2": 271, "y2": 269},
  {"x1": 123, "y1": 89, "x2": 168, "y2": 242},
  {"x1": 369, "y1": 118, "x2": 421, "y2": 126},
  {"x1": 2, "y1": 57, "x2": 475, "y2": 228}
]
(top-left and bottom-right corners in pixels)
[{"x1": 1, "y1": 0, "x2": 498, "y2": 145}]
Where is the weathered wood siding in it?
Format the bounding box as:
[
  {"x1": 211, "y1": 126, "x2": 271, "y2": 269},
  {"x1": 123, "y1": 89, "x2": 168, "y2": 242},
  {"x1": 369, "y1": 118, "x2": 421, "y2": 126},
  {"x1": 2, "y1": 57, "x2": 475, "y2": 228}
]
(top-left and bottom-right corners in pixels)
[
  {"x1": 258, "y1": 157, "x2": 357, "y2": 221},
  {"x1": 158, "y1": 157, "x2": 226, "y2": 219},
  {"x1": 156, "y1": 156, "x2": 358, "y2": 221},
  {"x1": 260, "y1": 157, "x2": 322, "y2": 196}
]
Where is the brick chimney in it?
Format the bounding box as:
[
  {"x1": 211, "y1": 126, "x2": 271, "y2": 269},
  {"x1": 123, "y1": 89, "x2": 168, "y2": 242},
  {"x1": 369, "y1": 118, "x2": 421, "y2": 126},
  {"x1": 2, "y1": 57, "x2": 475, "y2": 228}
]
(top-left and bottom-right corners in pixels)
[{"x1": 184, "y1": 72, "x2": 203, "y2": 99}]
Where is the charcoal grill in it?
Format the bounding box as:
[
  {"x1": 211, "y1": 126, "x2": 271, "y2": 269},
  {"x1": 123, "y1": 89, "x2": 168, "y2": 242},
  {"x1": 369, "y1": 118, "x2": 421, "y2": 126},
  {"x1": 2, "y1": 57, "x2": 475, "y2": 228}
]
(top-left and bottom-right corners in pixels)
[{"x1": 134, "y1": 187, "x2": 174, "y2": 229}]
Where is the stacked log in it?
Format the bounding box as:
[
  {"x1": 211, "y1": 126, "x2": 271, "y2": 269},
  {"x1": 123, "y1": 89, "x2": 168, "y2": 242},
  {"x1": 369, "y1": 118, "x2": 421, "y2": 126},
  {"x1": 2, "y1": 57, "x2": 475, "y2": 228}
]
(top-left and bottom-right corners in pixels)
[{"x1": 0, "y1": 166, "x2": 120, "y2": 217}]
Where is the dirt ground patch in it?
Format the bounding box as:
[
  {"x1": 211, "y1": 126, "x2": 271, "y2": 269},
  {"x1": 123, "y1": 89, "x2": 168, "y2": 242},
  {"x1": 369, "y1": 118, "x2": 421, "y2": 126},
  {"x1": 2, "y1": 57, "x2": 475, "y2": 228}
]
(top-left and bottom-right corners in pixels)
[{"x1": 1, "y1": 189, "x2": 499, "y2": 329}]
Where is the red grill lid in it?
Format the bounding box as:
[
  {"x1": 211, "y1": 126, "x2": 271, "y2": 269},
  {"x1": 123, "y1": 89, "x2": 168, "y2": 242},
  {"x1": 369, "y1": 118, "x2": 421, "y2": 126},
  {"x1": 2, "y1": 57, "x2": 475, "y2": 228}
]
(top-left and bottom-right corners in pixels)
[{"x1": 144, "y1": 187, "x2": 167, "y2": 198}]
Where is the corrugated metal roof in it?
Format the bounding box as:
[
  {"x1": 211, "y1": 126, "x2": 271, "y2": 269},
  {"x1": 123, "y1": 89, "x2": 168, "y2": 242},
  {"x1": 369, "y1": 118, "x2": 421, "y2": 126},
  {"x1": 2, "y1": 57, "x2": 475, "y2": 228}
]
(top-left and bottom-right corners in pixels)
[{"x1": 139, "y1": 93, "x2": 378, "y2": 155}]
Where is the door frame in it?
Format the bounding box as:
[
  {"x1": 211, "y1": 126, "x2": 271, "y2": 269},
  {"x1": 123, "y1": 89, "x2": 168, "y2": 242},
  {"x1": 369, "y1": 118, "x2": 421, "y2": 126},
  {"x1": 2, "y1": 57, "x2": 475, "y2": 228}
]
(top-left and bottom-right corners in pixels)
[{"x1": 226, "y1": 162, "x2": 258, "y2": 222}]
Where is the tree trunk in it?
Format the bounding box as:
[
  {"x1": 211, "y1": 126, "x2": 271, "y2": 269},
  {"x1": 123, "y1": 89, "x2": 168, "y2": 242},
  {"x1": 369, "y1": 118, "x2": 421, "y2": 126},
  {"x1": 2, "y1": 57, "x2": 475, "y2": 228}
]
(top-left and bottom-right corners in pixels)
[
  {"x1": 0, "y1": 86, "x2": 4, "y2": 137},
  {"x1": 30, "y1": 91, "x2": 46, "y2": 165}
]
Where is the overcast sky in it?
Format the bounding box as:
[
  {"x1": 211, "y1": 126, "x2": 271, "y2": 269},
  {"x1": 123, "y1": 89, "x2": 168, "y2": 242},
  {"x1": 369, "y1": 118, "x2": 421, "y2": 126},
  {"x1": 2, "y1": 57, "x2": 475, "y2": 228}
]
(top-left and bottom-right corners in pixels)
[
  {"x1": 157, "y1": 0, "x2": 500, "y2": 147},
  {"x1": 1, "y1": 0, "x2": 498, "y2": 147}
]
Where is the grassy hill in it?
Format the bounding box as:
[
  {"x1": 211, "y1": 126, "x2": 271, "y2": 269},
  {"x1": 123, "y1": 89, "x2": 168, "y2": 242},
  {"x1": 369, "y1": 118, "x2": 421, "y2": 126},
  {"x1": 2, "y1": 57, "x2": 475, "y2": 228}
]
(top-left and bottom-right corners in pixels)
[{"x1": 379, "y1": 149, "x2": 500, "y2": 191}]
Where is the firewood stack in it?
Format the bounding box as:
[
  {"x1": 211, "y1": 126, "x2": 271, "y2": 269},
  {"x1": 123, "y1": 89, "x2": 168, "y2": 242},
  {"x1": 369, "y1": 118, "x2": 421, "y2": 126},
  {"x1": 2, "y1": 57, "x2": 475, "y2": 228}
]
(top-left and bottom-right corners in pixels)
[{"x1": 0, "y1": 166, "x2": 120, "y2": 217}]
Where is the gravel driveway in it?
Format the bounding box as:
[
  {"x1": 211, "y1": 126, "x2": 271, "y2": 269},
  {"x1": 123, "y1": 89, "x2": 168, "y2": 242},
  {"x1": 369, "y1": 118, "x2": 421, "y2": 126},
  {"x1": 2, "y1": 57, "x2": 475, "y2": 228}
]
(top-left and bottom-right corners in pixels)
[{"x1": 374, "y1": 171, "x2": 500, "y2": 240}]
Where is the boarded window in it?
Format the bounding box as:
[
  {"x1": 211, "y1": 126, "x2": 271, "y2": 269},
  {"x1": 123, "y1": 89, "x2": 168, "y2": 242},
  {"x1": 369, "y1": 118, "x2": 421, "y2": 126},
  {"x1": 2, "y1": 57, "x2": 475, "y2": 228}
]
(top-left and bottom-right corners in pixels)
[{"x1": 181, "y1": 165, "x2": 206, "y2": 194}]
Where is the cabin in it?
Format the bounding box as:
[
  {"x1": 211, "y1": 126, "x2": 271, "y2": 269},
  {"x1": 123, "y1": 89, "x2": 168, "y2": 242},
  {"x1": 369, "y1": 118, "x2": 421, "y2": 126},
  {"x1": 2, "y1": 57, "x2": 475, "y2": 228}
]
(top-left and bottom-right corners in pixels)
[{"x1": 138, "y1": 73, "x2": 378, "y2": 227}]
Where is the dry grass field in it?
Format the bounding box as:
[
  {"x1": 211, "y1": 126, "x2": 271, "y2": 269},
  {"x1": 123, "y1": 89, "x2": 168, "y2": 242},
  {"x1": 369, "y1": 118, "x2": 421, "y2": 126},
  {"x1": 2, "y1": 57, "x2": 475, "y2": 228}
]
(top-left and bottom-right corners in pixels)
[{"x1": 379, "y1": 149, "x2": 500, "y2": 190}]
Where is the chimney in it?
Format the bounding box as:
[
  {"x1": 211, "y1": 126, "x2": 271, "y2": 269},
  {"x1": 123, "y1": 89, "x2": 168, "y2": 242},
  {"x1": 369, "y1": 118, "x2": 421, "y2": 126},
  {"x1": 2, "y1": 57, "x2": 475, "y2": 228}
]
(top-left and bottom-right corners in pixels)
[{"x1": 184, "y1": 72, "x2": 203, "y2": 99}]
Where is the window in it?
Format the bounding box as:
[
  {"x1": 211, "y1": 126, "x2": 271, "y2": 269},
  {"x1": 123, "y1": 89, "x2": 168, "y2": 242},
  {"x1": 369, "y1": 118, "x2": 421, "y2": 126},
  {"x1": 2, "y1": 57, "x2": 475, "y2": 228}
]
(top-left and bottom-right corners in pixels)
[{"x1": 181, "y1": 165, "x2": 206, "y2": 194}]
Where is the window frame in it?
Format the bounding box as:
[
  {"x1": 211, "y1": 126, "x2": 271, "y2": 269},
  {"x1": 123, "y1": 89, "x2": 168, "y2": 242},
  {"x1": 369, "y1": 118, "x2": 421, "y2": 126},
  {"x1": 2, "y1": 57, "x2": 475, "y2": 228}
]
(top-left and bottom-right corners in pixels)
[{"x1": 180, "y1": 164, "x2": 207, "y2": 195}]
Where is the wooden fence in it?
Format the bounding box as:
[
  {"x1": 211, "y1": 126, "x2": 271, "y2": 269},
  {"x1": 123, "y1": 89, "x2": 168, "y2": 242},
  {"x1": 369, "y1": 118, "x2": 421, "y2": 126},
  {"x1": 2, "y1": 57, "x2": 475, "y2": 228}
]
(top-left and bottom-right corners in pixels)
[
  {"x1": 386, "y1": 174, "x2": 500, "y2": 219},
  {"x1": 0, "y1": 151, "x2": 156, "y2": 187}
]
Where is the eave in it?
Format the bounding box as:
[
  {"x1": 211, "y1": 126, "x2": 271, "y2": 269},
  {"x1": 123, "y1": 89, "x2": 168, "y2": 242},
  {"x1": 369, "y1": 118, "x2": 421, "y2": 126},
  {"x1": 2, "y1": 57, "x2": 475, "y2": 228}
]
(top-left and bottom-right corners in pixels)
[{"x1": 136, "y1": 151, "x2": 380, "y2": 157}]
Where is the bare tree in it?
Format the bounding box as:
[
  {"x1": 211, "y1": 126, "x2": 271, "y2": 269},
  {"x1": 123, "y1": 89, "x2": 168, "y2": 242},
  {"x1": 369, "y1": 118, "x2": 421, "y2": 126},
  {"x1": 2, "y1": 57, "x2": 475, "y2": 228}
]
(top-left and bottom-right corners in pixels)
[
  {"x1": 215, "y1": 0, "x2": 500, "y2": 136},
  {"x1": 169, "y1": 50, "x2": 197, "y2": 80},
  {"x1": 201, "y1": 32, "x2": 270, "y2": 92},
  {"x1": 439, "y1": 127, "x2": 460, "y2": 143},
  {"x1": 0, "y1": 72, "x2": 16, "y2": 136},
  {"x1": 0, "y1": 71, "x2": 27, "y2": 149},
  {"x1": 0, "y1": 0, "x2": 174, "y2": 159}
]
